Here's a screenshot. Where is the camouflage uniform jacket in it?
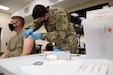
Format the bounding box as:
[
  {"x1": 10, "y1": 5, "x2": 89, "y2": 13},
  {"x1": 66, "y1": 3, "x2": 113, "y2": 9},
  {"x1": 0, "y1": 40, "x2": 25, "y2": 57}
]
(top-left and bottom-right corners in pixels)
[{"x1": 30, "y1": 7, "x2": 78, "y2": 53}]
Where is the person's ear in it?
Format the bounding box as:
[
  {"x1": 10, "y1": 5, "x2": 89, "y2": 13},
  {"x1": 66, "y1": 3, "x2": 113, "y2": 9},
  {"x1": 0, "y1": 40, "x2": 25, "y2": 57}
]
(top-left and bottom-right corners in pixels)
[{"x1": 45, "y1": 13, "x2": 49, "y2": 19}]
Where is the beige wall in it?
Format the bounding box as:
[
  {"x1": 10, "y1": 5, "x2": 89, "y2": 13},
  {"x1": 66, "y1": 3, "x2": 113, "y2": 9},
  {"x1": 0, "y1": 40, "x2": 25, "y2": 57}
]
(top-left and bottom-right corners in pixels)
[{"x1": 0, "y1": 12, "x2": 15, "y2": 52}]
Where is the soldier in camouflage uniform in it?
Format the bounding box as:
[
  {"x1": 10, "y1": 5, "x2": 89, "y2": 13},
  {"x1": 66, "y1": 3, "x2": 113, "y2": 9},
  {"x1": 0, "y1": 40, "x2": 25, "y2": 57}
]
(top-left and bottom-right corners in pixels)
[{"x1": 23, "y1": 4, "x2": 78, "y2": 54}]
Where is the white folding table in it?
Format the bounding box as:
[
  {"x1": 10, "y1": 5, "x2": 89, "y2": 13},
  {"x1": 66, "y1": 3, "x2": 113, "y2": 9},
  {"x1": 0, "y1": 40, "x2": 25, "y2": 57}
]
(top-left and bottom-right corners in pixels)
[{"x1": 0, "y1": 54, "x2": 113, "y2": 75}]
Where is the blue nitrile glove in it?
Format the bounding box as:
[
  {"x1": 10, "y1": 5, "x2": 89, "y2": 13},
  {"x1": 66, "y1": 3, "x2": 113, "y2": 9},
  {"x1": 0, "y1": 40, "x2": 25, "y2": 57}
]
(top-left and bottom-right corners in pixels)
[
  {"x1": 53, "y1": 49, "x2": 61, "y2": 52},
  {"x1": 32, "y1": 32, "x2": 40, "y2": 40},
  {"x1": 23, "y1": 28, "x2": 34, "y2": 38}
]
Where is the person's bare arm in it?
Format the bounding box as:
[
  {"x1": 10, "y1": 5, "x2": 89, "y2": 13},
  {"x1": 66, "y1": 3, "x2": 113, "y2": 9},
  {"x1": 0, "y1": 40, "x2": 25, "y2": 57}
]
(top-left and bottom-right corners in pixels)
[
  {"x1": 0, "y1": 50, "x2": 10, "y2": 59},
  {"x1": 21, "y1": 35, "x2": 35, "y2": 56}
]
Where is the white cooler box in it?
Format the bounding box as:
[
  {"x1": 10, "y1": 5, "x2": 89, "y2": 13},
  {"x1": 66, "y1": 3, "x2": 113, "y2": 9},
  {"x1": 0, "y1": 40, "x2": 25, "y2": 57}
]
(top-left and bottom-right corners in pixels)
[{"x1": 82, "y1": 7, "x2": 113, "y2": 59}]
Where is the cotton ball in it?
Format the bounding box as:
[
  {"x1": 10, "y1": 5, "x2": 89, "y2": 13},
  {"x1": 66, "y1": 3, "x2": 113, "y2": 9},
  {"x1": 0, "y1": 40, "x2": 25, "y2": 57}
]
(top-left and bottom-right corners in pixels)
[{"x1": 46, "y1": 55, "x2": 57, "y2": 60}]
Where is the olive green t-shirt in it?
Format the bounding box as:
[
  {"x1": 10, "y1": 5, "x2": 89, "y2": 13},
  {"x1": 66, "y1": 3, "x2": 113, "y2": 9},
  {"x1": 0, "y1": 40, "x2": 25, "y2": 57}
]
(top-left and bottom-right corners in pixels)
[{"x1": 7, "y1": 30, "x2": 36, "y2": 57}]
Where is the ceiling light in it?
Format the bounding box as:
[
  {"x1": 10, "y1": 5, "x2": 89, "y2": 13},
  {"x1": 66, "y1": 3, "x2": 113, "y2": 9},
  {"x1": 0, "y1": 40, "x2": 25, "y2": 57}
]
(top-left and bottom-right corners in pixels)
[{"x1": 0, "y1": 5, "x2": 10, "y2": 10}]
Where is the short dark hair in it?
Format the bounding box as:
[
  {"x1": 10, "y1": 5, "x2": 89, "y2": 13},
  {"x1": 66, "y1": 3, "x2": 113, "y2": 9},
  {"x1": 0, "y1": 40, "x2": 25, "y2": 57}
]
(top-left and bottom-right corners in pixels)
[
  {"x1": 11, "y1": 16, "x2": 25, "y2": 27},
  {"x1": 32, "y1": 4, "x2": 49, "y2": 20}
]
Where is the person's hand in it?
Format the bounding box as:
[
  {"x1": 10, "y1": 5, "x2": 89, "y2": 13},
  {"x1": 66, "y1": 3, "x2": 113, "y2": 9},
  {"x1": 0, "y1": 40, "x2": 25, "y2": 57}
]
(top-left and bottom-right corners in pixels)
[
  {"x1": 23, "y1": 28, "x2": 33, "y2": 38},
  {"x1": 53, "y1": 49, "x2": 61, "y2": 52},
  {"x1": 32, "y1": 32, "x2": 40, "y2": 40}
]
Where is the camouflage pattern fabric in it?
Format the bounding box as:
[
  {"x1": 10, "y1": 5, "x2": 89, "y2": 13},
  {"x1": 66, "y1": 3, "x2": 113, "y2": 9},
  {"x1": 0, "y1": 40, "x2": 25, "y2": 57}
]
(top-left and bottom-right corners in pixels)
[{"x1": 30, "y1": 7, "x2": 78, "y2": 54}]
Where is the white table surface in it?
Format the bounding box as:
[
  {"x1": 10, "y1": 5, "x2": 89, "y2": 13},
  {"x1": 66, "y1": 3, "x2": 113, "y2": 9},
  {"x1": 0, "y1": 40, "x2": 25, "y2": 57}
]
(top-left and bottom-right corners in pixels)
[
  {"x1": 0, "y1": 54, "x2": 44, "y2": 75},
  {"x1": 0, "y1": 54, "x2": 113, "y2": 75}
]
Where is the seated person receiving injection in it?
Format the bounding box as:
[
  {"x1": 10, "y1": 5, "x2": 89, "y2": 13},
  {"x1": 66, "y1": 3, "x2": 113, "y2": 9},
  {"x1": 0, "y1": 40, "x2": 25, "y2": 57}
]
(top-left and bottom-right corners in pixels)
[{"x1": 0, "y1": 16, "x2": 36, "y2": 59}]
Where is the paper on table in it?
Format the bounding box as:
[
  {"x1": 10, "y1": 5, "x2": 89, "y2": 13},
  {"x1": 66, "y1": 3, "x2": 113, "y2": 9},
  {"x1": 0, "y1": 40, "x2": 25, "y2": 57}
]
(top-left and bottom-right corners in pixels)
[{"x1": 17, "y1": 59, "x2": 113, "y2": 75}]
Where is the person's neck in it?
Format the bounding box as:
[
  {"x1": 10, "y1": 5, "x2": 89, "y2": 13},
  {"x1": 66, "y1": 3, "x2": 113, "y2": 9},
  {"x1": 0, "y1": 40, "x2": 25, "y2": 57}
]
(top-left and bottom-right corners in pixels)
[{"x1": 16, "y1": 28, "x2": 23, "y2": 34}]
